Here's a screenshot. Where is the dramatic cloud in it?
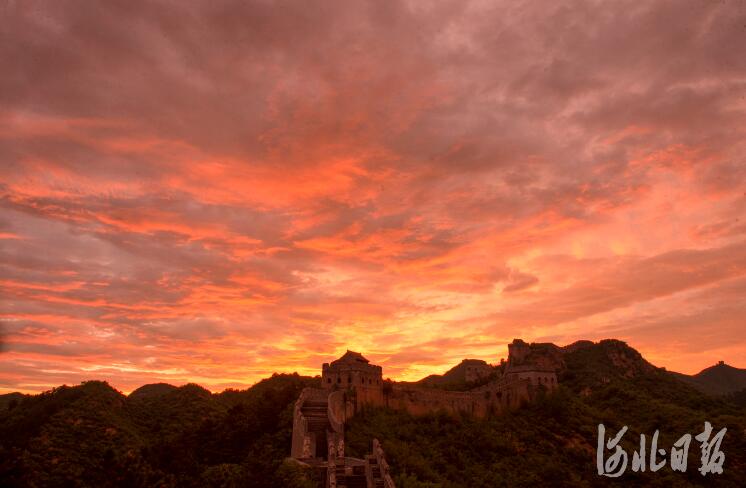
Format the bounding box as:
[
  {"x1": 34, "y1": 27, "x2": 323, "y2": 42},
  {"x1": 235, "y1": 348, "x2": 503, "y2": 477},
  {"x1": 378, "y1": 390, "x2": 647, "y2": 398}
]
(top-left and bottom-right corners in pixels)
[{"x1": 1, "y1": 0, "x2": 745, "y2": 392}]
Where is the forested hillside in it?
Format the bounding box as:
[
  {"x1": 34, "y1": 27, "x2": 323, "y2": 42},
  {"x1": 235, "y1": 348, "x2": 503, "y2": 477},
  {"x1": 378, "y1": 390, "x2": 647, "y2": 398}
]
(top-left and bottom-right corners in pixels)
[
  {"x1": 345, "y1": 341, "x2": 746, "y2": 487},
  {"x1": 0, "y1": 374, "x2": 319, "y2": 487},
  {"x1": 2, "y1": 341, "x2": 745, "y2": 487}
]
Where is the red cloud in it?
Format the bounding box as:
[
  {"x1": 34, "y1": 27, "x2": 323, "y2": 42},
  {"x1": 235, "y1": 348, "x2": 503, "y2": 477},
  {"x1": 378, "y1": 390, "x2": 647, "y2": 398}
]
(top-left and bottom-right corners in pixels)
[{"x1": 1, "y1": 0, "x2": 745, "y2": 393}]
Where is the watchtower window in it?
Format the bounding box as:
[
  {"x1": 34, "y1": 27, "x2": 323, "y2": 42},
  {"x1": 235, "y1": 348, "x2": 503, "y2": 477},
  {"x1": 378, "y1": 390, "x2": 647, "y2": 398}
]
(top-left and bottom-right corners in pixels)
[
  {"x1": 327, "y1": 378, "x2": 331, "y2": 383},
  {"x1": 337, "y1": 377, "x2": 341, "y2": 384},
  {"x1": 347, "y1": 376, "x2": 351, "y2": 383}
]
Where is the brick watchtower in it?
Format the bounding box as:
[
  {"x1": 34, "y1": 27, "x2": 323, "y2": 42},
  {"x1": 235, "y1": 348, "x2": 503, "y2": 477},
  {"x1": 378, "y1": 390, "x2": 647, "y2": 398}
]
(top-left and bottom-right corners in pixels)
[{"x1": 321, "y1": 350, "x2": 384, "y2": 408}]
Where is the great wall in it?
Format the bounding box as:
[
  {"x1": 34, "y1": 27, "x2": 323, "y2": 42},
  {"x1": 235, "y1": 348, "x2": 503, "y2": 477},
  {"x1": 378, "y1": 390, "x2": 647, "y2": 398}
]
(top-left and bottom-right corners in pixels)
[{"x1": 288, "y1": 339, "x2": 562, "y2": 488}]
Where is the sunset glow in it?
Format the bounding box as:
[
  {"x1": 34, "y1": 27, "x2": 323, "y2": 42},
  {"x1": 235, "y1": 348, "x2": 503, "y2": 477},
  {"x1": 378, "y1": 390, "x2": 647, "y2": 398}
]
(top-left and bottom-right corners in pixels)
[{"x1": 1, "y1": 1, "x2": 745, "y2": 394}]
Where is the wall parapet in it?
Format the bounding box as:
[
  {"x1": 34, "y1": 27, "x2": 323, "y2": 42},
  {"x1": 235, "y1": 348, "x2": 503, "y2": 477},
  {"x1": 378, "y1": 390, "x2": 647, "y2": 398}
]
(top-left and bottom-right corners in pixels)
[
  {"x1": 327, "y1": 390, "x2": 346, "y2": 435},
  {"x1": 290, "y1": 342, "x2": 560, "y2": 486},
  {"x1": 372, "y1": 439, "x2": 396, "y2": 488}
]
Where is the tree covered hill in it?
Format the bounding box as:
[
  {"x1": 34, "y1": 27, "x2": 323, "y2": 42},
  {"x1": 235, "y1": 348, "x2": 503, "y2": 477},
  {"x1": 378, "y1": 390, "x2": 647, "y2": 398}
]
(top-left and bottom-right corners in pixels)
[
  {"x1": 1, "y1": 340, "x2": 745, "y2": 487},
  {"x1": 127, "y1": 383, "x2": 178, "y2": 400},
  {"x1": 415, "y1": 359, "x2": 501, "y2": 391},
  {"x1": 0, "y1": 374, "x2": 320, "y2": 488},
  {"x1": 345, "y1": 340, "x2": 746, "y2": 487},
  {"x1": 0, "y1": 392, "x2": 26, "y2": 412},
  {"x1": 671, "y1": 363, "x2": 746, "y2": 396}
]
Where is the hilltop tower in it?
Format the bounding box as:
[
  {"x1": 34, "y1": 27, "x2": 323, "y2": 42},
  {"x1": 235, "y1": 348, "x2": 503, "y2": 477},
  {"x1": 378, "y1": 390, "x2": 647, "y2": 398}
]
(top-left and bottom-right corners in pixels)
[
  {"x1": 322, "y1": 350, "x2": 382, "y2": 388},
  {"x1": 504, "y1": 339, "x2": 559, "y2": 391},
  {"x1": 291, "y1": 340, "x2": 560, "y2": 487},
  {"x1": 322, "y1": 350, "x2": 384, "y2": 407},
  {"x1": 507, "y1": 339, "x2": 531, "y2": 367}
]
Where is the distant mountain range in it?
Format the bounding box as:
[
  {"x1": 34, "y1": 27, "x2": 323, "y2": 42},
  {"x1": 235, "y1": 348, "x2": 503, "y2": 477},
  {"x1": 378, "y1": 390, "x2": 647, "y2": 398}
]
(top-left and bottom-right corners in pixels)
[
  {"x1": 415, "y1": 342, "x2": 746, "y2": 397},
  {"x1": 1, "y1": 340, "x2": 745, "y2": 487},
  {"x1": 670, "y1": 362, "x2": 746, "y2": 396}
]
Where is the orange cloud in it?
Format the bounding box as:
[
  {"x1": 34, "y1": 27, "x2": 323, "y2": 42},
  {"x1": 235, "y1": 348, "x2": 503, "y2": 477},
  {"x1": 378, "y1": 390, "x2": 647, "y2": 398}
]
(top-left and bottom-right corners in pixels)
[{"x1": 1, "y1": 0, "x2": 745, "y2": 393}]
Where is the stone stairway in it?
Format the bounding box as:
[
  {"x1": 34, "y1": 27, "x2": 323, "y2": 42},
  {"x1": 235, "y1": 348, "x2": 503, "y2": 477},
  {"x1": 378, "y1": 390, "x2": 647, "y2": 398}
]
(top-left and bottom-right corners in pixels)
[
  {"x1": 301, "y1": 399, "x2": 330, "y2": 433},
  {"x1": 367, "y1": 455, "x2": 385, "y2": 488},
  {"x1": 337, "y1": 465, "x2": 367, "y2": 488},
  {"x1": 291, "y1": 388, "x2": 396, "y2": 487}
]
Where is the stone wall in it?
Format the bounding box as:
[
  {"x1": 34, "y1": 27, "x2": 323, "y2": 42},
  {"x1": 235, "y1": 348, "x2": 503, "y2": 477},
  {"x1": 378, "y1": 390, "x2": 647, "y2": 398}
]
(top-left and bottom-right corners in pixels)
[
  {"x1": 291, "y1": 388, "x2": 317, "y2": 459},
  {"x1": 322, "y1": 367, "x2": 383, "y2": 390},
  {"x1": 505, "y1": 368, "x2": 558, "y2": 390},
  {"x1": 322, "y1": 350, "x2": 383, "y2": 391},
  {"x1": 317, "y1": 344, "x2": 559, "y2": 420},
  {"x1": 291, "y1": 387, "x2": 342, "y2": 460},
  {"x1": 464, "y1": 360, "x2": 493, "y2": 382},
  {"x1": 293, "y1": 341, "x2": 561, "y2": 460},
  {"x1": 507, "y1": 339, "x2": 564, "y2": 371},
  {"x1": 291, "y1": 341, "x2": 562, "y2": 488},
  {"x1": 385, "y1": 385, "x2": 478, "y2": 416},
  {"x1": 376, "y1": 375, "x2": 537, "y2": 418}
]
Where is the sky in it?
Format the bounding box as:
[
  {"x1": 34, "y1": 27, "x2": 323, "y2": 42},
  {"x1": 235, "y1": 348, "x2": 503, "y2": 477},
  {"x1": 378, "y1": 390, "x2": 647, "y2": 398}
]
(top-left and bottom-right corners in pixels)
[{"x1": 1, "y1": 0, "x2": 746, "y2": 394}]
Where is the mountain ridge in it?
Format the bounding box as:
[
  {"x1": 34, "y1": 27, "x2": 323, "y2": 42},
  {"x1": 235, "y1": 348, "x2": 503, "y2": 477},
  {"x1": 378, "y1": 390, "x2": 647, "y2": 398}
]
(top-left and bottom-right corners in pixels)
[
  {"x1": 2, "y1": 341, "x2": 746, "y2": 486},
  {"x1": 3, "y1": 339, "x2": 745, "y2": 399},
  {"x1": 671, "y1": 361, "x2": 746, "y2": 396}
]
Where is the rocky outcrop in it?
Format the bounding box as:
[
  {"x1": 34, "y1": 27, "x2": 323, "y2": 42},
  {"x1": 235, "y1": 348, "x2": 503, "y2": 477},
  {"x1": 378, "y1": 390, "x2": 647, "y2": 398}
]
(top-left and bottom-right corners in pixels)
[{"x1": 507, "y1": 339, "x2": 565, "y2": 372}]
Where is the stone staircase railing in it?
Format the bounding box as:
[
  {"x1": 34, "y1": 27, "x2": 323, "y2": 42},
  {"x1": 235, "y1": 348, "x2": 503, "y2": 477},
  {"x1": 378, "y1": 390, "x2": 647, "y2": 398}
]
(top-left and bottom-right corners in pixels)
[{"x1": 371, "y1": 439, "x2": 395, "y2": 488}]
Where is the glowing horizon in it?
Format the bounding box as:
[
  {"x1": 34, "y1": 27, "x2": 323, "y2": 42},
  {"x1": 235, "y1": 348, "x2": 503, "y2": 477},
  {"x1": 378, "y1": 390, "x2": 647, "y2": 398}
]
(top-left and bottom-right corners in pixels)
[{"x1": 2, "y1": 1, "x2": 745, "y2": 395}]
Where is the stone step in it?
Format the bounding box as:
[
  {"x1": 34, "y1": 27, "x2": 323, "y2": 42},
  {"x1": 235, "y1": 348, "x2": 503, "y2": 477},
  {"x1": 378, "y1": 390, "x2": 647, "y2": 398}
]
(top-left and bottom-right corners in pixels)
[
  {"x1": 303, "y1": 400, "x2": 328, "y2": 408},
  {"x1": 301, "y1": 409, "x2": 327, "y2": 417},
  {"x1": 340, "y1": 474, "x2": 367, "y2": 488},
  {"x1": 302, "y1": 407, "x2": 326, "y2": 413},
  {"x1": 306, "y1": 418, "x2": 329, "y2": 431}
]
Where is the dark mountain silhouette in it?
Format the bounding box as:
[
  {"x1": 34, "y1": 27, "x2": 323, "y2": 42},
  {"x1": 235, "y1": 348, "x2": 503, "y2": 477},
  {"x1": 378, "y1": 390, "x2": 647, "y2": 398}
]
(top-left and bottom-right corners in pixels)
[
  {"x1": 347, "y1": 340, "x2": 746, "y2": 486},
  {"x1": 0, "y1": 393, "x2": 26, "y2": 412},
  {"x1": 416, "y1": 358, "x2": 499, "y2": 390},
  {"x1": 128, "y1": 383, "x2": 178, "y2": 400},
  {"x1": 0, "y1": 374, "x2": 318, "y2": 487},
  {"x1": 670, "y1": 362, "x2": 746, "y2": 396},
  {"x1": 1, "y1": 341, "x2": 745, "y2": 487}
]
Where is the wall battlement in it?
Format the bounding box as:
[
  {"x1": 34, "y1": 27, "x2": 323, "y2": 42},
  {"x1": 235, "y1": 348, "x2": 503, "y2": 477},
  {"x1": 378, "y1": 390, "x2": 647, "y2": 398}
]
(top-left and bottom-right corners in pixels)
[
  {"x1": 290, "y1": 339, "x2": 561, "y2": 483},
  {"x1": 323, "y1": 340, "x2": 560, "y2": 417}
]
